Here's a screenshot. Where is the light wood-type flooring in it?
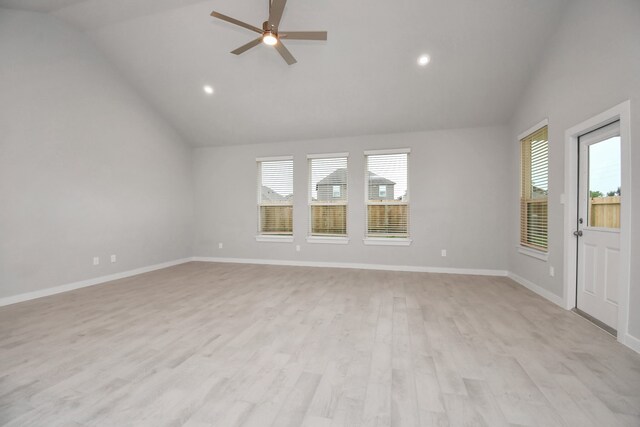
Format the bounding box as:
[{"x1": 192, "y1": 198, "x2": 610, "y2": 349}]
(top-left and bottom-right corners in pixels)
[{"x1": 1, "y1": 262, "x2": 639, "y2": 426}]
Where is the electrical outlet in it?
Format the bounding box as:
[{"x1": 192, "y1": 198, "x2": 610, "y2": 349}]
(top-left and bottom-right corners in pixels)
[
  {"x1": 549, "y1": 266, "x2": 555, "y2": 277},
  {"x1": 218, "y1": 243, "x2": 223, "y2": 249},
  {"x1": 111, "y1": 254, "x2": 116, "y2": 263},
  {"x1": 441, "y1": 249, "x2": 447, "y2": 257},
  {"x1": 93, "y1": 257, "x2": 100, "y2": 266},
  {"x1": 296, "y1": 245, "x2": 301, "y2": 252}
]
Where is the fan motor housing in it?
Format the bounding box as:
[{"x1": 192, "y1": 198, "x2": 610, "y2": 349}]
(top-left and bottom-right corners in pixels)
[{"x1": 262, "y1": 21, "x2": 276, "y2": 32}]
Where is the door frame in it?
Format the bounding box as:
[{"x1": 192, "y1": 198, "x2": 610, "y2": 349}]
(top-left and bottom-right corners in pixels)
[{"x1": 563, "y1": 100, "x2": 632, "y2": 345}]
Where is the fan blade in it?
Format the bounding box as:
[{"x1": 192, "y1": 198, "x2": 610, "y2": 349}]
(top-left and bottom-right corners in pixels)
[
  {"x1": 231, "y1": 37, "x2": 263, "y2": 55},
  {"x1": 268, "y1": 0, "x2": 287, "y2": 29},
  {"x1": 274, "y1": 40, "x2": 297, "y2": 65},
  {"x1": 280, "y1": 31, "x2": 327, "y2": 40},
  {"x1": 211, "y1": 11, "x2": 262, "y2": 34}
]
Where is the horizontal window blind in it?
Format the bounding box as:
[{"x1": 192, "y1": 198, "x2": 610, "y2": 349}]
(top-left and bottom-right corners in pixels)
[
  {"x1": 258, "y1": 159, "x2": 293, "y2": 235},
  {"x1": 309, "y1": 157, "x2": 348, "y2": 236},
  {"x1": 520, "y1": 126, "x2": 548, "y2": 251},
  {"x1": 366, "y1": 152, "x2": 409, "y2": 238}
]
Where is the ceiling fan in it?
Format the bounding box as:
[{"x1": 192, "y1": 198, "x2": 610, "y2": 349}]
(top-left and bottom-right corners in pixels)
[{"x1": 210, "y1": 0, "x2": 327, "y2": 65}]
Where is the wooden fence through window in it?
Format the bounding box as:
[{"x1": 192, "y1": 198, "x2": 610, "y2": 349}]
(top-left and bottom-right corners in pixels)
[
  {"x1": 367, "y1": 204, "x2": 408, "y2": 236},
  {"x1": 590, "y1": 196, "x2": 620, "y2": 228},
  {"x1": 311, "y1": 205, "x2": 347, "y2": 235},
  {"x1": 260, "y1": 206, "x2": 293, "y2": 234}
]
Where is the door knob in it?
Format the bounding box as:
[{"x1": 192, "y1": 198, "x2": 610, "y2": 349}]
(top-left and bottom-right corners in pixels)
[{"x1": 573, "y1": 230, "x2": 583, "y2": 237}]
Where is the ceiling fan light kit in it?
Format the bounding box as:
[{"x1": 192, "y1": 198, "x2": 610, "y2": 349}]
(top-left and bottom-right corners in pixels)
[
  {"x1": 263, "y1": 31, "x2": 278, "y2": 46},
  {"x1": 210, "y1": 0, "x2": 327, "y2": 65}
]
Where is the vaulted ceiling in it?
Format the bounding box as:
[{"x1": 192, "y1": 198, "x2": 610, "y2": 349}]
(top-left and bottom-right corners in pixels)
[{"x1": 0, "y1": 0, "x2": 568, "y2": 146}]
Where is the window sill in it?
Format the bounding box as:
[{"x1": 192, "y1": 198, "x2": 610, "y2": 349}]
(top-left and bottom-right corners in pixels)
[
  {"x1": 255, "y1": 235, "x2": 294, "y2": 243},
  {"x1": 363, "y1": 238, "x2": 412, "y2": 246},
  {"x1": 306, "y1": 236, "x2": 350, "y2": 245},
  {"x1": 518, "y1": 246, "x2": 548, "y2": 261}
]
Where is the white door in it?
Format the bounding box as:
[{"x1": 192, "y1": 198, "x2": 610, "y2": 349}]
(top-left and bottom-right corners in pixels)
[{"x1": 576, "y1": 121, "x2": 621, "y2": 331}]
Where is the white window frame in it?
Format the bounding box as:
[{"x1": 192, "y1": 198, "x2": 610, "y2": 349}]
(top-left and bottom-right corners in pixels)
[
  {"x1": 363, "y1": 148, "x2": 412, "y2": 246},
  {"x1": 256, "y1": 155, "x2": 294, "y2": 243},
  {"x1": 307, "y1": 152, "x2": 350, "y2": 244}
]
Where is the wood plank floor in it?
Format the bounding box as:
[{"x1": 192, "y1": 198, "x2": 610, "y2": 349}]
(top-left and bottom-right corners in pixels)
[{"x1": 1, "y1": 262, "x2": 639, "y2": 426}]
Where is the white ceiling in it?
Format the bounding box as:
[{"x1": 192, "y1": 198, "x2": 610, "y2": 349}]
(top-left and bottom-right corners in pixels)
[{"x1": 0, "y1": 0, "x2": 568, "y2": 146}]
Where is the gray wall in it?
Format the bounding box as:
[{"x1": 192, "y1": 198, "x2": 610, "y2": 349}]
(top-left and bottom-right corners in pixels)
[
  {"x1": 508, "y1": 0, "x2": 640, "y2": 337},
  {"x1": 0, "y1": 10, "x2": 194, "y2": 299},
  {"x1": 194, "y1": 126, "x2": 511, "y2": 271}
]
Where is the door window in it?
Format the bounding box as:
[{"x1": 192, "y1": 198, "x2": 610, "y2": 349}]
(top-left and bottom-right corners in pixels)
[{"x1": 587, "y1": 136, "x2": 621, "y2": 228}]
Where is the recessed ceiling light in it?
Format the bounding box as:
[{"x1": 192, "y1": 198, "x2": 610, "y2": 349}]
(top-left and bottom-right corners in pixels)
[
  {"x1": 417, "y1": 54, "x2": 431, "y2": 66},
  {"x1": 203, "y1": 85, "x2": 214, "y2": 95}
]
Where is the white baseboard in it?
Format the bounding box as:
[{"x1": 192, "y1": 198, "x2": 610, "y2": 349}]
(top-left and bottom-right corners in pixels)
[
  {"x1": 506, "y1": 272, "x2": 565, "y2": 307},
  {"x1": 0, "y1": 258, "x2": 192, "y2": 307},
  {"x1": 623, "y1": 333, "x2": 640, "y2": 354},
  {"x1": 192, "y1": 256, "x2": 508, "y2": 277}
]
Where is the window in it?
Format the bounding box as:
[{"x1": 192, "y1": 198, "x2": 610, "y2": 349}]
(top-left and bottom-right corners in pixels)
[
  {"x1": 257, "y1": 157, "x2": 293, "y2": 238},
  {"x1": 308, "y1": 154, "x2": 348, "y2": 238},
  {"x1": 365, "y1": 149, "x2": 410, "y2": 241},
  {"x1": 520, "y1": 125, "x2": 548, "y2": 251}
]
